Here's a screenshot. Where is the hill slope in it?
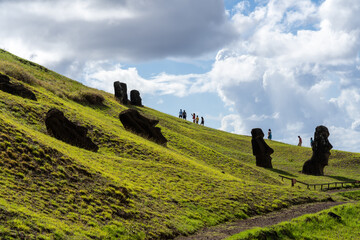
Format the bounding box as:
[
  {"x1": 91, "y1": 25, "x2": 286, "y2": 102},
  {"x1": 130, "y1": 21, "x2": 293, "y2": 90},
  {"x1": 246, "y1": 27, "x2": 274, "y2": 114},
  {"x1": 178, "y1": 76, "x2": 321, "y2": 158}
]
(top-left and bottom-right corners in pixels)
[{"x1": 0, "y1": 49, "x2": 356, "y2": 239}]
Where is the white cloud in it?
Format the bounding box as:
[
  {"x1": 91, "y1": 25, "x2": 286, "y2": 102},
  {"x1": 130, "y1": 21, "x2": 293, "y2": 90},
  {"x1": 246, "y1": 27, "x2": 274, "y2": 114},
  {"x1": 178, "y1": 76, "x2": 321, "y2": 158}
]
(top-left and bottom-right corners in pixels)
[
  {"x1": 209, "y1": 0, "x2": 360, "y2": 151},
  {"x1": 83, "y1": 61, "x2": 201, "y2": 97},
  {"x1": 329, "y1": 126, "x2": 360, "y2": 153},
  {"x1": 220, "y1": 114, "x2": 247, "y2": 135},
  {"x1": 0, "y1": 0, "x2": 236, "y2": 66}
]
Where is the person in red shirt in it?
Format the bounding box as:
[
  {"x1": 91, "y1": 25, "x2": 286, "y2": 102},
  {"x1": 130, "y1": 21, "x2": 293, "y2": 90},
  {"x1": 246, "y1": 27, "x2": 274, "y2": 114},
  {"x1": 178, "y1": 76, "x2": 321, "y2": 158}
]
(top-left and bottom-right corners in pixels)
[{"x1": 191, "y1": 113, "x2": 196, "y2": 123}]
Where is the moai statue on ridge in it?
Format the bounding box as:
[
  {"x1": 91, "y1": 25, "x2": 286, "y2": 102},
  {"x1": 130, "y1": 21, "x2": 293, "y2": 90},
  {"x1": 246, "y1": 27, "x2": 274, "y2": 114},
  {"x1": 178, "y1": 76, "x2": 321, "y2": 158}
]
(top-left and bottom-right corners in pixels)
[
  {"x1": 302, "y1": 125, "x2": 333, "y2": 176},
  {"x1": 114, "y1": 81, "x2": 128, "y2": 104},
  {"x1": 251, "y1": 128, "x2": 274, "y2": 168},
  {"x1": 130, "y1": 90, "x2": 142, "y2": 106}
]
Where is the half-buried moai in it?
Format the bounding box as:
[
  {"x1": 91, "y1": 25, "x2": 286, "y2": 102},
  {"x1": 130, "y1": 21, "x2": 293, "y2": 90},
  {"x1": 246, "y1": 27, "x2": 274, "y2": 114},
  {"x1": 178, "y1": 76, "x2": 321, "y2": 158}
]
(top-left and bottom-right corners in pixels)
[
  {"x1": 114, "y1": 81, "x2": 128, "y2": 104},
  {"x1": 0, "y1": 73, "x2": 37, "y2": 101},
  {"x1": 119, "y1": 109, "x2": 167, "y2": 145},
  {"x1": 45, "y1": 108, "x2": 99, "y2": 152},
  {"x1": 130, "y1": 90, "x2": 142, "y2": 106},
  {"x1": 251, "y1": 128, "x2": 274, "y2": 168},
  {"x1": 302, "y1": 125, "x2": 332, "y2": 175}
]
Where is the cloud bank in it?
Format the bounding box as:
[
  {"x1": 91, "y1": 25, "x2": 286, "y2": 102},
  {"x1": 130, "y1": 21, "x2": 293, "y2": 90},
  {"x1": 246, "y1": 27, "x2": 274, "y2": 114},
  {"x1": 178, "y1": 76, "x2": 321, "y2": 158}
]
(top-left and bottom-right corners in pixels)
[{"x1": 0, "y1": 0, "x2": 236, "y2": 66}]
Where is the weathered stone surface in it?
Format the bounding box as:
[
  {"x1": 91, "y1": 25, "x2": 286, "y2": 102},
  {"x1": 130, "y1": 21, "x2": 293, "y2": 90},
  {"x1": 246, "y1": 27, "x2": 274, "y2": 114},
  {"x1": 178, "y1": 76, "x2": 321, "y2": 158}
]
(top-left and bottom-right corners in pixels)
[
  {"x1": 114, "y1": 81, "x2": 128, "y2": 104},
  {"x1": 119, "y1": 109, "x2": 167, "y2": 145},
  {"x1": 45, "y1": 108, "x2": 99, "y2": 152},
  {"x1": 251, "y1": 128, "x2": 274, "y2": 168},
  {"x1": 0, "y1": 73, "x2": 37, "y2": 101},
  {"x1": 302, "y1": 125, "x2": 332, "y2": 175},
  {"x1": 130, "y1": 90, "x2": 142, "y2": 106}
]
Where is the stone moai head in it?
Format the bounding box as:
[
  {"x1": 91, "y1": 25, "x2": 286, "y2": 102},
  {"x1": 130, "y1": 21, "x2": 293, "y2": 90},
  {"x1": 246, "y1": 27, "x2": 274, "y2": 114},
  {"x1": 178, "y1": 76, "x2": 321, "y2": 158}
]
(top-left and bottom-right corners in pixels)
[
  {"x1": 114, "y1": 81, "x2": 128, "y2": 104},
  {"x1": 130, "y1": 89, "x2": 142, "y2": 106},
  {"x1": 302, "y1": 125, "x2": 332, "y2": 175},
  {"x1": 251, "y1": 128, "x2": 274, "y2": 168}
]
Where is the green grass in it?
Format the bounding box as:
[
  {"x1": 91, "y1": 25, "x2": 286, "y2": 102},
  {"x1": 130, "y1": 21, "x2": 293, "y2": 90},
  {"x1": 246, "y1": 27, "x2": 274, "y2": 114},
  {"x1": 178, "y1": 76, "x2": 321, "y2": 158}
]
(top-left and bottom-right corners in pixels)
[
  {"x1": 0, "y1": 48, "x2": 359, "y2": 239},
  {"x1": 227, "y1": 202, "x2": 360, "y2": 240}
]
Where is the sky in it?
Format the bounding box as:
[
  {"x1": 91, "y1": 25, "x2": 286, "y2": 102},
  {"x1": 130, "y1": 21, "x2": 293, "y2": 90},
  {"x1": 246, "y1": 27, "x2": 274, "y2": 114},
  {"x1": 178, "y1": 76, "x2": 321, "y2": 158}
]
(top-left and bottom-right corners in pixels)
[{"x1": 1, "y1": 0, "x2": 360, "y2": 152}]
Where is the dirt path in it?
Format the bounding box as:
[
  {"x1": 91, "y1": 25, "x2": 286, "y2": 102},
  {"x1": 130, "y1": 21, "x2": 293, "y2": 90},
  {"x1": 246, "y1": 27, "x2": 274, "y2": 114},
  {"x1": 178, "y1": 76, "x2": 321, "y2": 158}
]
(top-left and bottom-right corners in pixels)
[{"x1": 174, "y1": 201, "x2": 349, "y2": 240}]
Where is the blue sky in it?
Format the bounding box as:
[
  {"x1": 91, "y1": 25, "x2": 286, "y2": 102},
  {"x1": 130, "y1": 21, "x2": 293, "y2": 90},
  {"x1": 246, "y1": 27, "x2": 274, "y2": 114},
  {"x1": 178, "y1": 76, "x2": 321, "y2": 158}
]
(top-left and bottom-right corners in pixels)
[{"x1": 1, "y1": 0, "x2": 360, "y2": 152}]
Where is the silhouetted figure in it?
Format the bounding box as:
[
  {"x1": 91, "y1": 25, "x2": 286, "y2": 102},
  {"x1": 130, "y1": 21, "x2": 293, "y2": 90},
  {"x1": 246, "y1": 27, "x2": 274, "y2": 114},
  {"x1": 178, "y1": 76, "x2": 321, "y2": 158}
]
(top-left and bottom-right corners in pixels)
[
  {"x1": 251, "y1": 128, "x2": 274, "y2": 168},
  {"x1": 268, "y1": 129, "x2": 272, "y2": 140},
  {"x1": 302, "y1": 125, "x2": 333, "y2": 176},
  {"x1": 182, "y1": 110, "x2": 187, "y2": 120},
  {"x1": 310, "y1": 137, "x2": 314, "y2": 147},
  {"x1": 298, "y1": 136, "x2": 302, "y2": 146},
  {"x1": 200, "y1": 117, "x2": 204, "y2": 126}
]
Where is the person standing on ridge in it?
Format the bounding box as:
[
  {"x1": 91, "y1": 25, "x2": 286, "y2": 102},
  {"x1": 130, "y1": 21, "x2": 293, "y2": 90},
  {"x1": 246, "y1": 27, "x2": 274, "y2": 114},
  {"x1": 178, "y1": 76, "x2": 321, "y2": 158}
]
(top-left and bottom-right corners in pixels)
[
  {"x1": 179, "y1": 109, "x2": 183, "y2": 119},
  {"x1": 182, "y1": 110, "x2": 187, "y2": 120},
  {"x1": 310, "y1": 137, "x2": 314, "y2": 147},
  {"x1": 298, "y1": 136, "x2": 302, "y2": 146},
  {"x1": 200, "y1": 116, "x2": 204, "y2": 126},
  {"x1": 192, "y1": 113, "x2": 196, "y2": 123},
  {"x1": 268, "y1": 129, "x2": 272, "y2": 140},
  {"x1": 195, "y1": 115, "x2": 199, "y2": 124}
]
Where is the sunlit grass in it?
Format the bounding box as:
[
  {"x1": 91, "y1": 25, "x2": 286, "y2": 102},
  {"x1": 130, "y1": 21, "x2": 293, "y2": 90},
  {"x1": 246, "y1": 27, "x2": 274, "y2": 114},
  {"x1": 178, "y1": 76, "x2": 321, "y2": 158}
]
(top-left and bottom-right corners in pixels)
[{"x1": 227, "y1": 202, "x2": 360, "y2": 240}]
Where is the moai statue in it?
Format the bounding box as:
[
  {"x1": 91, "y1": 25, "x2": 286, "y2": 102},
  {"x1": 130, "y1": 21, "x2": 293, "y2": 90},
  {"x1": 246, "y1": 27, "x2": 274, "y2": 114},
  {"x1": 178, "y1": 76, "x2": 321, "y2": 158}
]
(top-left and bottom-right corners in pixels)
[
  {"x1": 114, "y1": 81, "x2": 128, "y2": 104},
  {"x1": 130, "y1": 90, "x2": 142, "y2": 106},
  {"x1": 119, "y1": 109, "x2": 167, "y2": 145},
  {"x1": 45, "y1": 108, "x2": 99, "y2": 152},
  {"x1": 251, "y1": 128, "x2": 274, "y2": 168},
  {"x1": 302, "y1": 125, "x2": 333, "y2": 175}
]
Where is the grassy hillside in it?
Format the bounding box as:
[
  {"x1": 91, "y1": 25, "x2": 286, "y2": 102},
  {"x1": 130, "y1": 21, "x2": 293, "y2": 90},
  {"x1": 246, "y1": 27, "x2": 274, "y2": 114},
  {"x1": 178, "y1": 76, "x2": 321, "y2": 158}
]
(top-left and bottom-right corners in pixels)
[
  {"x1": 228, "y1": 201, "x2": 360, "y2": 240},
  {"x1": 0, "y1": 49, "x2": 358, "y2": 239}
]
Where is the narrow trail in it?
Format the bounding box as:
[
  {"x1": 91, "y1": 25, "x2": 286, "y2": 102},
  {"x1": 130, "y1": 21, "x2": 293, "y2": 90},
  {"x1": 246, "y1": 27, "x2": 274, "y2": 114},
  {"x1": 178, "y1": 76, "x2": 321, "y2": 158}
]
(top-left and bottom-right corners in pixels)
[{"x1": 174, "y1": 201, "x2": 349, "y2": 240}]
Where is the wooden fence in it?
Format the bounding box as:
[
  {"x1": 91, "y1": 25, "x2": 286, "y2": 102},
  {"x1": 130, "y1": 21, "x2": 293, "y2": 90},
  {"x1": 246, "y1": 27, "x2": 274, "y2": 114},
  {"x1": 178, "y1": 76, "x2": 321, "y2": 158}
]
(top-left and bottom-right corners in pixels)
[{"x1": 279, "y1": 175, "x2": 360, "y2": 190}]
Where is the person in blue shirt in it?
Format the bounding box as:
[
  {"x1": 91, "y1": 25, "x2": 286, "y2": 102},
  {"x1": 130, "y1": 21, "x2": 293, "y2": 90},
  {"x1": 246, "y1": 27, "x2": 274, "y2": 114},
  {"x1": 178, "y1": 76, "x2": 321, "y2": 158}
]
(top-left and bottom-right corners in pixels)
[
  {"x1": 179, "y1": 109, "x2": 183, "y2": 118},
  {"x1": 268, "y1": 129, "x2": 272, "y2": 140}
]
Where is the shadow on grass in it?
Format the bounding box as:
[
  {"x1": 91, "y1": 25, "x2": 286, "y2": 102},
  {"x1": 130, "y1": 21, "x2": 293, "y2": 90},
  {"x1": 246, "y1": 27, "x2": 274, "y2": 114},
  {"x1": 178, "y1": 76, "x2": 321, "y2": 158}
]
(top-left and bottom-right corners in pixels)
[
  {"x1": 87, "y1": 103, "x2": 110, "y2": 111},
  {"x1": 327, "y1": 175, "x2": 359, "y2": 182},
  {"x1": 268, "y1": 168, "x2": 297, "y2": 178}
]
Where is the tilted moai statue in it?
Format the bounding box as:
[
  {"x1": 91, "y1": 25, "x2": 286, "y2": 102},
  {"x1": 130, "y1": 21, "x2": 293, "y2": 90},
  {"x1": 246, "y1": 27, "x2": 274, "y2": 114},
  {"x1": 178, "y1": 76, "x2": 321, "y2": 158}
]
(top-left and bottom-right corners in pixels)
[
  {"x1": 130, "y1": 90, "x2": 142, "y2": 106},
  {"x1": 251, "y1": 128, "x2": 274, "y2": 168},
  {"x1": 114, "y1": 81, "x2": 128, "y2": 104},
  {"x1": 45, "y1": 108, "x2": 99, "y2": 152},
  {"x1": 119, "y1": 109, "x2": 167, "y2": 145},
  {"x1": 302, "y1": 125, "x2": 333, "y2": 175}
]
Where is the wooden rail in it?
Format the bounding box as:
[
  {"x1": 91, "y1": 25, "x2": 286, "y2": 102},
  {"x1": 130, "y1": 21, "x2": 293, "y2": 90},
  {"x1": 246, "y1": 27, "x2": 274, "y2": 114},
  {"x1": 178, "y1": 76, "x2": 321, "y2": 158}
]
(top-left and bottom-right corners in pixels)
[{"x1": 279, "y1": 175, "x2": 360, "y2": 190}]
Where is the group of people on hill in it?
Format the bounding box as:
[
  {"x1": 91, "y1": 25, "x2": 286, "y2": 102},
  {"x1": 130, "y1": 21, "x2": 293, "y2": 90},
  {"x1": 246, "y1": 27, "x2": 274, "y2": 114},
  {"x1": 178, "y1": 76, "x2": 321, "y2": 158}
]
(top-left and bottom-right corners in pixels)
[
  {"x1": 179, "y1": 109, "x2": 204, "y2": 126},
  {"x1": 268, "y1": 128, "x2": 314, "y2": 147}
]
